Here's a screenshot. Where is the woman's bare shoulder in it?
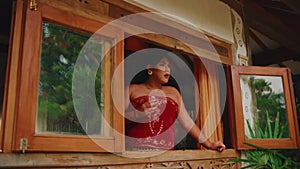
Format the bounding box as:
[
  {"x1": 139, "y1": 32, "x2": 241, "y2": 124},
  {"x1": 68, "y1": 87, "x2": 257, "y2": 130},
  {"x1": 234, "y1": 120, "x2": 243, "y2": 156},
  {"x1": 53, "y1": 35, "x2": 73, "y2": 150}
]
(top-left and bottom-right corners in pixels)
[
  {"x1": 128, "y1": 83, "x2": 147, "y2": 94},
  {"x1": 128, "y1": 84, "x2": 148, "y2": 99},
  {"x1": 164, "y1": 85, "x2": 180, "y2": 94},
  {"x1": 163, "y1": 86, "x2": 181, "y2": 102},
  {"x1": 129, "y1": 83, "x2": 144, "y2": 90}
]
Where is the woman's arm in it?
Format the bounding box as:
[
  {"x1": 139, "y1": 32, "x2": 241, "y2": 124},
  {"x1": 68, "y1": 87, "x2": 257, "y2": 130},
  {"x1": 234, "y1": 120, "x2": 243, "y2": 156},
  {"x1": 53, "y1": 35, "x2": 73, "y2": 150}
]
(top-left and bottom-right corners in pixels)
[{"x1": 176, "y1": 92, "x2": 226, "y2": 152}]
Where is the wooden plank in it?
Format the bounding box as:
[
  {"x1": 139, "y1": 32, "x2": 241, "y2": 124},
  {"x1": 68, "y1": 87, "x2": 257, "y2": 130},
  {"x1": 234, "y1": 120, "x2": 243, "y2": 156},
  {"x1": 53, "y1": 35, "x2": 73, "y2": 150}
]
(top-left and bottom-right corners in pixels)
[
  {"x1": 14, "y1": 1, "x2": 43, "y2": 152},
  {"x1": 112, "y1": 35, "x2": 125, "y2": 152},
  {"x1": 282, "y1": 0, "x2": 300, "y2": 15},
  {"x1": 0, "y1": 149, "x2": 239, "y2": 168},
  {"x1": 39, "y1": 0, "x2": 109, "y2": 17},
  {"x1": 287, "y1": 69, "x2": 300, "y2": 147},
  {"x1": 241, "y1": 0, "x2": 300, "y2": 55},
  {"x1": 248, "y1": 29, "x2": 268, "y2": 51},
  {"x1": 136, "y1": 33, "x2": 231, "y2": 65},
  {"x1": 265, "y1": 9, "x2": 300, "y2": 34},
  {"x1": 2, "y1": 0, "x2": 26, "y2": 153},
  {"x1": 103, "y1": 41, "x2": 113, "y2": 137},
  {"x1": 221, "y1": 0, "x2": 300, "y2": 58},
  {"x1": 102, "y1": 0, "x2": 148, "y2": 14}
]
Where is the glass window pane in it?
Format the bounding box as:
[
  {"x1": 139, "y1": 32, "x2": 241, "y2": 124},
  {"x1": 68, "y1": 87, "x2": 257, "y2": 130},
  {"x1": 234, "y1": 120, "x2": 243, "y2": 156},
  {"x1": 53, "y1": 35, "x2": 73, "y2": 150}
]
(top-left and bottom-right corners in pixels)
[
  {"x1": 36, "y1": 21, "x2": 112, "y2": 136},
  {"x1": 240, "y1": 75, "x2": 290, "y2": 139}
]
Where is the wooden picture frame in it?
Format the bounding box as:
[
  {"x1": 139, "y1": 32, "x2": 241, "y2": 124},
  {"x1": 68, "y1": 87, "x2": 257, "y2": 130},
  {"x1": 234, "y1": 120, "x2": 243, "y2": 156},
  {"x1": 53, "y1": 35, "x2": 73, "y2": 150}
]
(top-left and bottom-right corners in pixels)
[{"x1": 229, "y1": 65, "x2": 300, "y2": 149}]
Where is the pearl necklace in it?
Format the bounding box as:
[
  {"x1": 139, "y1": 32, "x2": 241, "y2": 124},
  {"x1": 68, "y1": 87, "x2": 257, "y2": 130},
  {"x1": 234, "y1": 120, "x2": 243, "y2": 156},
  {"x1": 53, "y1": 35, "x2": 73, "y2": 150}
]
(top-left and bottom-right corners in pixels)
[
  {"x1": 149, "y1": 119, "x2": 164, "y2": 136},
  {"x1": 148, "y1": 96, "x2": 164, "y2": 135}
]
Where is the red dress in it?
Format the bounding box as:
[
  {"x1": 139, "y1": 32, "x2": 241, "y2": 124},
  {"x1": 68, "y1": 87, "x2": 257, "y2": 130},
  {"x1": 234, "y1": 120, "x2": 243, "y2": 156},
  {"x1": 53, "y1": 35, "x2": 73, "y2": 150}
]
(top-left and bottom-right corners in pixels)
[{"x1": 126, "y1": 96, "x2": 178, "y2": 150}]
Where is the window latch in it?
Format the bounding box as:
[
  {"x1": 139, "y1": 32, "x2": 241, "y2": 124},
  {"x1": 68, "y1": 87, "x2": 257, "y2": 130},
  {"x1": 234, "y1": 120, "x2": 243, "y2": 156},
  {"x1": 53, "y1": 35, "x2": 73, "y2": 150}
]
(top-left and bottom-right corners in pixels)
[
  {"x1": 20, "y1": 138, "x2": 28, "y2": 153},
  {"x1": 29, "y1": 0, "x2": 38, "y2": 11}
]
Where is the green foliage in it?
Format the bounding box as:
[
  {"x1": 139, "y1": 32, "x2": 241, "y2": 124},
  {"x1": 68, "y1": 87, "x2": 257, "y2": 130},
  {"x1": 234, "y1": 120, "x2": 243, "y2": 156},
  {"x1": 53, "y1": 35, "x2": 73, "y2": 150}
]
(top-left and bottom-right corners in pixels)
[
  {"x1": 230, "y1": 76, "x2": 299, "y2": 168},
  {"x1": 252, "y1": 78, "x2": 288, "y2": 138},
  {"x1": 37, "y1": 21, "x2": 104, "y2": 135},
  {"x1": 246, "y1": 111, "x2": 288, "y2": 139},
  {"x1": 230, "y1": 112, "x2": 298, "y2": 168},
  {"x1": 229, "y1": 143, "x2": 300, "y2": 169}
]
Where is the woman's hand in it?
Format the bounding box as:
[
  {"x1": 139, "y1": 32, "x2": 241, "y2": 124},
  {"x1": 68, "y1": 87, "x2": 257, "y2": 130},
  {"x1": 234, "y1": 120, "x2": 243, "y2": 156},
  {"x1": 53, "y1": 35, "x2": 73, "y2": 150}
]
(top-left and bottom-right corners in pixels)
[
  {"x1": 202, "y1": 140, "x2": 226, "y2": 152},
  {"x1": 134, "y1": 99, "x2": 160, "y2": 122},
  {"x1": 211, "y1": 141, "x2": 226, "y2": 152}
]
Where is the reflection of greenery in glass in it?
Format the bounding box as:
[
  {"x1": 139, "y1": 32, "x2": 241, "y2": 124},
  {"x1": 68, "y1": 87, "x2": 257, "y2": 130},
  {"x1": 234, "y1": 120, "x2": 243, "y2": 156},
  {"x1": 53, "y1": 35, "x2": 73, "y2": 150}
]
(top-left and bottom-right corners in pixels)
[
  {"x1": 37, "y1": 22, "x2": 104, "y2": 135},
  {"x1": 250, "y1": 77, "x2": 289, "y2": 138},
  {"x1": 246, "y1": 111, "x2": 288, "y2": 139}
]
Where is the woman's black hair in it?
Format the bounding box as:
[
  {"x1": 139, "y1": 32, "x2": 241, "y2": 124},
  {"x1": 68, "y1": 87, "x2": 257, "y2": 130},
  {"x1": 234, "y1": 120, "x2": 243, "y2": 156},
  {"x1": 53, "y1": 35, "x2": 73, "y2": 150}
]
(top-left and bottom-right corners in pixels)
[{"x1": 125, "y1": 48, "x2": 180, "y2": 92}]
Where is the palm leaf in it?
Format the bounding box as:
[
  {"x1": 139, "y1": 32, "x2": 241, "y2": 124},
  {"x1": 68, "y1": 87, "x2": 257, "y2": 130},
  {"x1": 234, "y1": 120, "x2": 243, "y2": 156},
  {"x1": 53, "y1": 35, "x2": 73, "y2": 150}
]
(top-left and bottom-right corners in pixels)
[
  {"x1": 246, "y1": 119, "x2": 256, "y2": 138},
  {"x1": 241, "y1": 163, "x2": 263, "y2": 169},
  {"x1": 265, "y1": 111, "x2": 273, "y2": 138},
  {"x1": 255, "y1": 120, "x2": 264, "y2": 138},
  {"x1": 273, "y1": 111, "x2": 280, "y2": 138}
]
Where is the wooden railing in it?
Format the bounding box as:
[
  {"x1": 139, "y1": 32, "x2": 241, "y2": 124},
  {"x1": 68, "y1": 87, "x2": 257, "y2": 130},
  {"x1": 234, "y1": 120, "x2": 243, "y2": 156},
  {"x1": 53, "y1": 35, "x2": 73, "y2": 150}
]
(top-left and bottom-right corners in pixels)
[{"x1": 0, "y1": 149, "x2": 240, "y2": 168}]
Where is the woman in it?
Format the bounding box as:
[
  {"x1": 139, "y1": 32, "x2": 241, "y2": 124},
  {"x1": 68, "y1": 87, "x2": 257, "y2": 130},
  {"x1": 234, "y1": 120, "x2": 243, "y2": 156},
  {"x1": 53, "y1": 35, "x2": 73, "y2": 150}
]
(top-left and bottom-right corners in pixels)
[{"x1": 125, "y1": 51, "x2": 226, "y2": 152}]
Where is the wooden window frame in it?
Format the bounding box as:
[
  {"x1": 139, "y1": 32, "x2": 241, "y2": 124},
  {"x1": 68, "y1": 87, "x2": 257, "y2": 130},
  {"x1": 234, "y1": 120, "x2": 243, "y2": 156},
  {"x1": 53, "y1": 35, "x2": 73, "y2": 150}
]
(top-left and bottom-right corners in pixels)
[
  {"x1": 3, "y1": 0, "x2": 298, "y2": 155},
  {"x1": 4, "y1": 0, "x2": 232, "y2": 153},
  {"x1": 228, "y1": 65, "x2": 300, "y2": 150},
  {"x1": 13, "y1": 2, "x2": 124, "y2": 152},
  {"x1": 124, "y1": 35, "x2": 230, "y2": 150}
]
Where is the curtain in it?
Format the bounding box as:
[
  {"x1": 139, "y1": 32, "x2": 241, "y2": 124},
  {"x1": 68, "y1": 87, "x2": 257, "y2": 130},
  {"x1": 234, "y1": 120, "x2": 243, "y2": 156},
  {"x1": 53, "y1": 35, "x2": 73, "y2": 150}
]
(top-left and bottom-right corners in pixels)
[{"x1": 195, "y1": 58, "x2": 224, "y2": 149}]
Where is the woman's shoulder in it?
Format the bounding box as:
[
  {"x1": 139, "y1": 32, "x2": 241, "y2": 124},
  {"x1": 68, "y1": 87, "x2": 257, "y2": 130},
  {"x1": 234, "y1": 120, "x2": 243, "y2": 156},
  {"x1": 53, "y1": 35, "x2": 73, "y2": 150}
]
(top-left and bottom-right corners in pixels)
[
  {"x1": 128, "y1": 83, "x2": 148, "y2": 97},
  {"x1": 162, "y1": 86, "x2": 181, "y2": 102},
  {"x1": 163, "y1": 85, "x2": 180, "y2": 94},
  {"x1": 129, "y1": 83, "x2": 145, "y2": 90}
]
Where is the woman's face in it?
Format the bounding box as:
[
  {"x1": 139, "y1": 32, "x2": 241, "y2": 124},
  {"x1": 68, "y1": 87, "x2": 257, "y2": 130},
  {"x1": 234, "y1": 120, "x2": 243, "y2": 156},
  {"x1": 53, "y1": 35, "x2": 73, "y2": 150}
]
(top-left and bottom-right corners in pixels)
[{"x1": 150, "y1": 57, "x2": 171, "y2": 84}]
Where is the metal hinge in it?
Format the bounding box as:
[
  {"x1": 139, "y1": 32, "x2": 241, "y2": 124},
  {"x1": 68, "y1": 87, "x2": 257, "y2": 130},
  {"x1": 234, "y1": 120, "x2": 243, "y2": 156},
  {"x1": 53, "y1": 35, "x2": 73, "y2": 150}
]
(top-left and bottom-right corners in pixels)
[
  {"x1": 29, "y1": 0, "x2": 38, "y2": 11},
  {"x1": 20, "y1": 138, "x2": 28, "y2": 153}
]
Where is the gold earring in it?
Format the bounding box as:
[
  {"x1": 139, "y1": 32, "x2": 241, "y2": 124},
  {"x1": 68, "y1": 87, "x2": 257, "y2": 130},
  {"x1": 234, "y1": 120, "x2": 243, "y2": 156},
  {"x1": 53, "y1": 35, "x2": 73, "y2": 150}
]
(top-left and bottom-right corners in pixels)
[{"x1": 148, "y1": 70, "x2": 152, "y2": 75}]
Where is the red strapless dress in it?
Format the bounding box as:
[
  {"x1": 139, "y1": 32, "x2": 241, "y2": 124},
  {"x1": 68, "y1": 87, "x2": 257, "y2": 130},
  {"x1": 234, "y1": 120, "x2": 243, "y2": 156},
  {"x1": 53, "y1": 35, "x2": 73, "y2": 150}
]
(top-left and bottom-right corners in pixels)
[{"x1": 126, "y1": 96, "x2": 178, "y2": 150}]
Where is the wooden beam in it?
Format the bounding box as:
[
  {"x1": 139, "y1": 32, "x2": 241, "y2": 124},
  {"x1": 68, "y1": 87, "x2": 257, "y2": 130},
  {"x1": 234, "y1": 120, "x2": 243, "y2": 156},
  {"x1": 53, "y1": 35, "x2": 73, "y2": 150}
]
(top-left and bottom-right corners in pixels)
[
  {"x1": 241, "y1": 0, "x2": 300, "y2": 54},
  {"x1": 264, "y1": 7, "x2": 300, "y2": 33},
  {"x1": 248, "y1": 29, "x2": 268, "y2": 51},
  {"x1": 252, "y1": 0, "x2": 293, "y2": 13},
  {"x1": 101, "y1": 0, "x2": 148, "y2": 14},
  {"x1": 220, "y1": 0, "x2": 300, "y2": 58},
  {"x1": 252, "y1": 47, "x2": 299, "y2": 66},
  {"x1": 281, "y1": 0, "x2": 300, "y2": 15}
]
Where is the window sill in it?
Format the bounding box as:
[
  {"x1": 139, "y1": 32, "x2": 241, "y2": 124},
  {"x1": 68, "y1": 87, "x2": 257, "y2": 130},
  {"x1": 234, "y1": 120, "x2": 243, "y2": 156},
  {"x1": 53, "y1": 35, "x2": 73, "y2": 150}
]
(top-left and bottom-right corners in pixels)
[{"x1": 0, "y1": 149, "x2": 239, "y2": 168}]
